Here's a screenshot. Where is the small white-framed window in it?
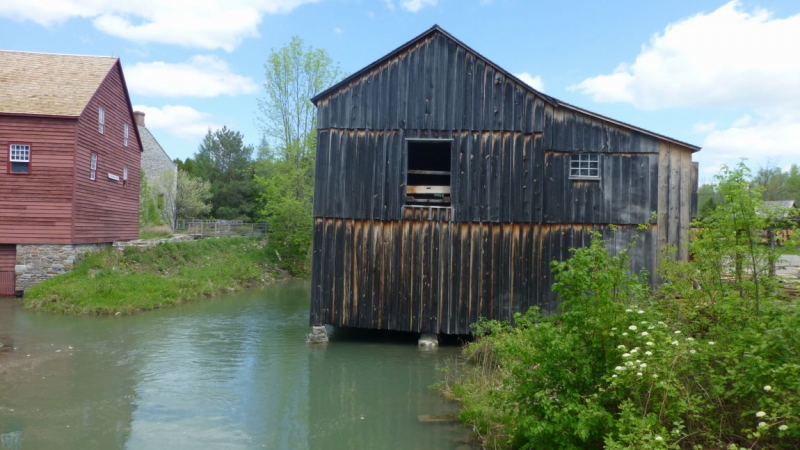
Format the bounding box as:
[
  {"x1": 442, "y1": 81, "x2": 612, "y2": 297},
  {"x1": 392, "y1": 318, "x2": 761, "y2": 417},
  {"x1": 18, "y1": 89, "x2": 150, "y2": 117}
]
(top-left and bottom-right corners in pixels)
[
  {"x1": 123, "y1": 124, "x2": 129, "y2": 146},
  {"x1": 9, "y1": 143, "x2": 31, "y2": 174},
  {"x1": 123, "y1": 165, "x2": 128, "y2": 181},
  {"x1": 90, "y1": 153, "x2": 97, "y2": 180},
  {"x1": 569, "y1": 153, "x2": 600, "y2": 180},
  {"x1": 98, "y1": 107, "x2": 105, "y2": 134}
]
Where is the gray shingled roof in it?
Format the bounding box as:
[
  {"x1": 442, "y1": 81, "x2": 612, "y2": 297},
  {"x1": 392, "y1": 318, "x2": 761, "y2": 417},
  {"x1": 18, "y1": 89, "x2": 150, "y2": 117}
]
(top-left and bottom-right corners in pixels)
[{"x1": 765, "y1": 200, "x2": 797, "y2": 209}]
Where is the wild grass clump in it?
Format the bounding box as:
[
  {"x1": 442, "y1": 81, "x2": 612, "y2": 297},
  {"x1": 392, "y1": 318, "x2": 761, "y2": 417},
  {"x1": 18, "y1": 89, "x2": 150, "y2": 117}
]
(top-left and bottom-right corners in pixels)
[
  {"x1": 24, "y1": 237, "x2": 278, "y2": 315},
  {"x1": 444, "y1": 163, "x2": 800, "y2": 450},
  {"x1": 139, "y1": 224, "x2": 174, "y2": 240}
]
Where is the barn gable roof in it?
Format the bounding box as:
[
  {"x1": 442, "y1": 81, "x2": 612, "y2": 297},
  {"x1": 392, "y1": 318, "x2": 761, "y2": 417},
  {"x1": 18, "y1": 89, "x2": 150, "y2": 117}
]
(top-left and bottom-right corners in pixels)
[
  {"x1": 0, "y1": 50, "x2": 118, "y2": 117},
  {"x1": 312, "y1": 25, "x2": 700, "y2": 152}
]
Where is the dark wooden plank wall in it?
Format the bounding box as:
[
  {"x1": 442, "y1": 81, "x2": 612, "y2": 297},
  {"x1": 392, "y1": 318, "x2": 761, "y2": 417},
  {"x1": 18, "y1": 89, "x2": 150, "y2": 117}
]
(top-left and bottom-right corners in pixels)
[
  {"x1": 0, "y1": 116, "x2": 77, "y2": 244},
  {"x1": 310, "y1": 214, "x2": 654, "y2": 335},
  {"x1": 315, "y1": 129, "x2": 660, "y2": 225},
  {"x1": 73, "y1": 62, "x2": 141, "y2": 244},
  {"x1": 310, "y1": 29, "x2": 692, "y2": 333},
  {"x1": 314, "y1": 32, "x2": 662, "y2": 224}
]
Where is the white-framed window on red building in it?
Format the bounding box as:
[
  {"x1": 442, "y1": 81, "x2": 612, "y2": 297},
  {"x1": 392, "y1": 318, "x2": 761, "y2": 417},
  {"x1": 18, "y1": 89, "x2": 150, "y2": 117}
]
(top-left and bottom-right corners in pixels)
[
  {"x1": 124, "y1": 124, "x2": 129, "y2": 146},
  {"x1": 98, "y1": 107, "x2": 105, "y2": 134},
  {"x1": 123, "y1": 165, "x2": 128, "y2": 181},
  {"x1": 8, "y1": 143, "x2": 31, "y2": 174},
  {"x1": 90, "y1": 153, "x2": 97, "y2": 180}
]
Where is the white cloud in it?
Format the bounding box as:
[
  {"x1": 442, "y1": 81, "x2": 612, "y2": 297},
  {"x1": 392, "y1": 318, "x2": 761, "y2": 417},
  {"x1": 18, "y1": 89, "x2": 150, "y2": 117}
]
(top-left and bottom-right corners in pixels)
[
  {"x1": 0, "y1": 0, "x2": 317, "y2": 51},
  {"x1": 701, "y1": 114, "x2": 800, "y2": 162},
  {"x1": 333, "y1": 27, "x2": 343, "y2": 34},
  {"x1": 133, "y1": 104, "x2": 220, "y2": 140},
  {"x1": 125, "y1": 56, "x2": 258, "y2": 98},
  {"x1": 571, "y1": 1, "x2": 800, "y2": 110},
  {"x1": 693, "y1": 121, "x2": 717, "y2": 134},
  {"x1": 399, "y1": 0, "x2": 437, "y2": 13},
  {"x1": 513, "y1": 72, "x2": 544, "y2": 92},
  {"x1": 571, "y1": 1, "x2": 800, "y2": 166}
]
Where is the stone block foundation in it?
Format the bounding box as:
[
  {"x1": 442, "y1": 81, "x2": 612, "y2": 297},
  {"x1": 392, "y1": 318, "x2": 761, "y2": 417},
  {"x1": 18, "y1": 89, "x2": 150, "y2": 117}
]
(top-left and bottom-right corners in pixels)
[{"x1": 15, "y1": 243, "x2": 111, "y2": 291}]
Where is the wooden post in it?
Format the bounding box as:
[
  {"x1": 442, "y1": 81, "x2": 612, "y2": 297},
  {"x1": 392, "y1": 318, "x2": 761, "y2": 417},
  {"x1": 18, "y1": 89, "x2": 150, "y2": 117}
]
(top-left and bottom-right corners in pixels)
[{"x1": 768, "y1": 228, "x2": 776, "y2": 277}]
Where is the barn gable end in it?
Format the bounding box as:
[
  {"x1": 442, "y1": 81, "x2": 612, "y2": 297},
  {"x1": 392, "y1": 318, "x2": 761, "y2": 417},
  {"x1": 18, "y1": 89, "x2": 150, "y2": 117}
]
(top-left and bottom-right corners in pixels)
[{"x1": 310, "y1": 26, "x2": 699, "y2": 334}]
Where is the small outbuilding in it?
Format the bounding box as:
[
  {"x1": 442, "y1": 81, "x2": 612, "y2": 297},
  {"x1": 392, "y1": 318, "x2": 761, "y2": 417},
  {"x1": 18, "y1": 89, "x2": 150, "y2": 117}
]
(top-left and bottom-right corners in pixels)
[{"x1": 308, "y1": 26, "x2": 700, "y2": 335}]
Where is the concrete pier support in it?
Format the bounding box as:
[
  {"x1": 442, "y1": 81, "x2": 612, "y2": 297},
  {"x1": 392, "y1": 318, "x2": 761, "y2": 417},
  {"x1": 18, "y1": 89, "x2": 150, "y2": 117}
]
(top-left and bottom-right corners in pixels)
[
  {"x1": 418, "y1": 333, "x2": 438, "y2": 349},
  {"x1": 306, "y1": 326, "x2": 329, "y2": 344}
]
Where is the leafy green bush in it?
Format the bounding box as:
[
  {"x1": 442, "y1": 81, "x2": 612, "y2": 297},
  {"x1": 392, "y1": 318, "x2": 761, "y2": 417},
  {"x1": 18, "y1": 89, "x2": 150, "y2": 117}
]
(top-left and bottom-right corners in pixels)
[{"x1": 443, "y1": 164, "x2": 800, "y2": 449}]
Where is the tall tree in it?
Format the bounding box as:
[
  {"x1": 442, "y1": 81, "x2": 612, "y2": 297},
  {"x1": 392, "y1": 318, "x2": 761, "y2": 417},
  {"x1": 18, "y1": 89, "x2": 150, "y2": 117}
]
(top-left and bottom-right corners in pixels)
[
  {"x1": 255, "y1": 37, "x2": 341, "y2": 274},
  {"x1": 787, "y1": 164, "x2": 800, "y2": 204},
  {"x1": 753, "y1": 163, "x2": 791, "y2": 201},
  {"x1": 696, "y1": 183, "x2": 721, "y2": 217},
  {"x1": 175, "y1": 170, "x2": 212, "y2": 221},
  {"x1": 194, "y1": 127, "x2": 256, "y2": 220},
  {"x1": 257, "y1": 36, "x2": 341, "y2": 161}
]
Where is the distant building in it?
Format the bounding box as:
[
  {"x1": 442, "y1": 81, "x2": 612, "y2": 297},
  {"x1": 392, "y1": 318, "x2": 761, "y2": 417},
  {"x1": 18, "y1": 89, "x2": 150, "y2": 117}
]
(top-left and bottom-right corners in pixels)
[
  {"x1": 763, "y1": 200, "x2": 798, "y2": 217},
  {"x1": 0, "y1": 50, "x2": 142, "y2": 295},
  {"x1": 762, "y1": 200, "x2": 798, "y2": 245},
  {"x1": 308, "y1": 26, "x2": 700, "y2": 335},
  {"x1": 135, "y1": 111, "x2": 178, "y2": 228}
]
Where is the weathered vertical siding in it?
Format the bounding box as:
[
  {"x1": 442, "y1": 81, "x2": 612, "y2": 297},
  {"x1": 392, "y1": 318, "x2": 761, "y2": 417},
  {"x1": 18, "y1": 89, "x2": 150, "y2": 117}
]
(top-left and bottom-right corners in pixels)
[
  {"x1": 657, "y1": 142, "x2": 695, "y2": 261},
  {"x1": 310, "y1": 214, "x2": 654, "y2": 335},
  {"x1": 310, "y1": 27, "x2": 697, "y2": 334}
]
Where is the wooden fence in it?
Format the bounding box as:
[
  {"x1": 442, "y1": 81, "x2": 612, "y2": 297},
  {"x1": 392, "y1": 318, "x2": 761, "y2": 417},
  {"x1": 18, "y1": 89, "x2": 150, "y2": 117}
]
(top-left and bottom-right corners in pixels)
[{"x1": 175, "y1": 220, "x2": 268, "y2": 238}]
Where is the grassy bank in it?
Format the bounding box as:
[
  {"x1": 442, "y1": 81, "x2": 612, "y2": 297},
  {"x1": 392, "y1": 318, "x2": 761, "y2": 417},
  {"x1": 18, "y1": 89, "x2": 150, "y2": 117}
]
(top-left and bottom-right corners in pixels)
[{"x1": 24, "y1": 237, "x2": 280, "y2": 315}]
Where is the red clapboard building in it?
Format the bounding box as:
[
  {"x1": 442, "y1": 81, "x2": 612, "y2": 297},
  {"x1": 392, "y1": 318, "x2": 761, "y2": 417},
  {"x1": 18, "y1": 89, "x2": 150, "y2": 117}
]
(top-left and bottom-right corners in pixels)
[{"x1": 0, "y1": 50, "x2": 143, "y2": 295}]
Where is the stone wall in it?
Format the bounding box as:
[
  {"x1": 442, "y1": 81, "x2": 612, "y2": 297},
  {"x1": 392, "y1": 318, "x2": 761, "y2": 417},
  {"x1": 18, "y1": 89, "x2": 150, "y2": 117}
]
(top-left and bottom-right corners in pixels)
[
  {"x1": 15, "y1": 243, "x2": 110, "y2": 291},
  {"x1": 112, "y1": 235, "x2": 194, "y2": 250}
]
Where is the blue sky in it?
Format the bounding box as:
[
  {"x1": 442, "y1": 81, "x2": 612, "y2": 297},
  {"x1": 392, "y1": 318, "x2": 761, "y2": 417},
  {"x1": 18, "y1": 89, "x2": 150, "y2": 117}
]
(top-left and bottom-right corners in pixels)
[{"x1": 2, "y1": 0, "x2": 799, "y2": 182}]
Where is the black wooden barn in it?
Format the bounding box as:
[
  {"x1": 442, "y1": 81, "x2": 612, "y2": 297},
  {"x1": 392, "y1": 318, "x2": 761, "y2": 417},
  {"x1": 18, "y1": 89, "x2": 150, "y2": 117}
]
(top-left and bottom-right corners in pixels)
[{"x1": 309, "y1": 25, "x2": 699, "y2": 336}]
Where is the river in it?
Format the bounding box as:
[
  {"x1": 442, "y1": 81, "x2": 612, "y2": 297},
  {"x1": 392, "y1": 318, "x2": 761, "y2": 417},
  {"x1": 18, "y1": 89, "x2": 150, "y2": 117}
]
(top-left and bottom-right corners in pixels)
[{"x1": 0, "y1": 280, "x2": 473, "y2": 450}]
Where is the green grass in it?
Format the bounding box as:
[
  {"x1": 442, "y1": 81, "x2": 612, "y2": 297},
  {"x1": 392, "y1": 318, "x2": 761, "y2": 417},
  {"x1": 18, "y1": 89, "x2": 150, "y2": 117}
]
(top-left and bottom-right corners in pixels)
[
  {"x1": 24, "y1": 237, "x2": 280, "y2": 315},
  {"x1": 139, "y1": 224, "x2": 174, "y2": 240},
  {"x1": 138, "y1": 231, "x2": 173, "y2": 240}
]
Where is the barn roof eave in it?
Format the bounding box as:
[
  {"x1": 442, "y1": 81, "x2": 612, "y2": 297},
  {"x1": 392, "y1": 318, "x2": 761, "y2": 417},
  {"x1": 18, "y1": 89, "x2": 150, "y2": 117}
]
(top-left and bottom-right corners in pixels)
[{"x1": 558, "y1": 101, "x2": 702, "y2": 152}]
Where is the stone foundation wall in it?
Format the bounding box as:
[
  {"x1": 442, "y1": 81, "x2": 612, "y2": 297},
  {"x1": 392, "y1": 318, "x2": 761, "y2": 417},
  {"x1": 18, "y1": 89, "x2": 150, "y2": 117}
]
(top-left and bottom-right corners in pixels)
[{"x1": 15, "y1": 243, "x2": 111, "y2": 291}]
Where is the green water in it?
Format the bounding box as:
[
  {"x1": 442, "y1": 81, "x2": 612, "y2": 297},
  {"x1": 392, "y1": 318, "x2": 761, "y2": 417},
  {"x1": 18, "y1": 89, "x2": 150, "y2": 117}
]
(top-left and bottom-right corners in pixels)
[{"x1": 0, "y1": 280, "x2": 472, "y2": 450}]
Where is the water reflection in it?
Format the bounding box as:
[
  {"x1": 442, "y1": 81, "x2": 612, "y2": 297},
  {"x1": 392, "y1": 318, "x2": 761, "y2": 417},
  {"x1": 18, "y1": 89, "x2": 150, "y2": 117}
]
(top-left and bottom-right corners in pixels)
[{"x1": 0, "y1": 281, "x2": 470, "y2": 450}]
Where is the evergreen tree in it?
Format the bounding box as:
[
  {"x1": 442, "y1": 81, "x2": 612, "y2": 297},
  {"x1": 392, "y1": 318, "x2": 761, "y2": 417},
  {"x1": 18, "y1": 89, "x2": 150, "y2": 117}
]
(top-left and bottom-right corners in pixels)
[{"x1": 194, "y1": 127, "x2": 256, "y2": 220}]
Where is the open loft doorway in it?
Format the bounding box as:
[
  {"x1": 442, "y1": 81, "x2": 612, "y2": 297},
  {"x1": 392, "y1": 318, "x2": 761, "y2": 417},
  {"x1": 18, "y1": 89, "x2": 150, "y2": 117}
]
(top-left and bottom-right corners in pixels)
[{"x1": 405, "y1": 139, "x2": 452, "y2": 207}]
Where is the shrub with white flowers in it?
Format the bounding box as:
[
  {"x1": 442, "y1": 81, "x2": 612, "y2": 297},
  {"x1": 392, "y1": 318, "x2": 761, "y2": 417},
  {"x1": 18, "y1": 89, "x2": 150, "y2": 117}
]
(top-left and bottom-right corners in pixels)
[{"x1": 446, "y1": 179, "x2": 800, "y2": 450}]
